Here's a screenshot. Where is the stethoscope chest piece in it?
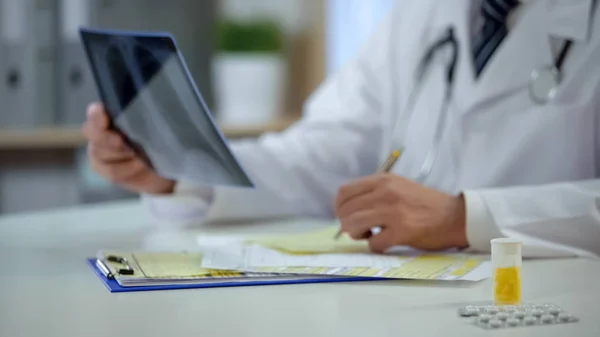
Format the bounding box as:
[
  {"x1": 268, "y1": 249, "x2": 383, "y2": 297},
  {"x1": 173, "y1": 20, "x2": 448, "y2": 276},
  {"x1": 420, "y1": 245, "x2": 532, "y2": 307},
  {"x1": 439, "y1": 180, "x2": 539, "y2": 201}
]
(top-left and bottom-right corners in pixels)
[{"x1": 529, "y1": 65, "x2": 561, "y2": 105}]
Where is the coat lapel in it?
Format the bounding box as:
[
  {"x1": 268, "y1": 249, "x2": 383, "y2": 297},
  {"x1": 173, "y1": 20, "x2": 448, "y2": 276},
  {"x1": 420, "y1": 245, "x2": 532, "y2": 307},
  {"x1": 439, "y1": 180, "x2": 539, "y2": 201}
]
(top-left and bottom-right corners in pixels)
[
  {"x1": 462, "y1": 0, "x2": 554, "y2": 114},
  {"x1": 427, "y1": 0, "x2": 594, "y2": 116}
]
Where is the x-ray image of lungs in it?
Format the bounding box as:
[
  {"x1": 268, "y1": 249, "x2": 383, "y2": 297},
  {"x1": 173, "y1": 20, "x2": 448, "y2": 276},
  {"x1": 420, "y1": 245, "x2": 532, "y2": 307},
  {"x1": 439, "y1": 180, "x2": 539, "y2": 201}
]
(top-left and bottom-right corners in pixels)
[{"x1": 80, "y1": 29, "x2": 254, "y2": 187}]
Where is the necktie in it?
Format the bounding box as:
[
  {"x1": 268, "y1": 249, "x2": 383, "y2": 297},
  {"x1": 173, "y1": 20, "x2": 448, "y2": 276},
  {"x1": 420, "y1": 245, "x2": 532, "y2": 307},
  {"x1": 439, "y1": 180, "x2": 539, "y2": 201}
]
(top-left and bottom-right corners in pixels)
[{"x1": 472, "y1": 0, "x2": 520, "y2": 78}]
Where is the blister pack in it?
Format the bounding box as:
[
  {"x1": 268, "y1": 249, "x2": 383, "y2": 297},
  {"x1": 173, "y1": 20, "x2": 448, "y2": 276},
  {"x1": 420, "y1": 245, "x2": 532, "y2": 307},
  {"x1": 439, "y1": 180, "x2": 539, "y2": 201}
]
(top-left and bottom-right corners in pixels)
[{"x1": 458, "y1": 303, "x2": 579, "y2": 330}]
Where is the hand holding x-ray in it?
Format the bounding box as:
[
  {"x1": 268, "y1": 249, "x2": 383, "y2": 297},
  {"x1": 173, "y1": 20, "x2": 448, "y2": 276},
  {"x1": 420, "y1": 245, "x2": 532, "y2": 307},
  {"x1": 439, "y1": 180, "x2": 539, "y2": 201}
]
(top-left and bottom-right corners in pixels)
[
  {"x1": 79, "y1": 28, "x2": 254, "y2": 190},
  {"x1": 82, "y1": 103, "x2": 176, "y2": 194}
]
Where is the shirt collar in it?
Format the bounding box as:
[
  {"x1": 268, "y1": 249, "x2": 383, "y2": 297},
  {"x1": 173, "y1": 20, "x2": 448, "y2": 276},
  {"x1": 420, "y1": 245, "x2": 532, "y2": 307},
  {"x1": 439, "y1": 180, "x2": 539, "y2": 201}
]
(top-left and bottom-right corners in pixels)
[{"x1": 545, "y1": 0, "x2": 595, "y2": 42}]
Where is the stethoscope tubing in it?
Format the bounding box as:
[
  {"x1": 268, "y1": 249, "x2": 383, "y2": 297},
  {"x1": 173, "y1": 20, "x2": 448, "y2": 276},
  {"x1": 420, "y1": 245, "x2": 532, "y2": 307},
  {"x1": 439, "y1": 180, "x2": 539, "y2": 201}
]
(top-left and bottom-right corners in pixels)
[{"x1": 400, "y1": 25, "x2": 573, "y2": 182}]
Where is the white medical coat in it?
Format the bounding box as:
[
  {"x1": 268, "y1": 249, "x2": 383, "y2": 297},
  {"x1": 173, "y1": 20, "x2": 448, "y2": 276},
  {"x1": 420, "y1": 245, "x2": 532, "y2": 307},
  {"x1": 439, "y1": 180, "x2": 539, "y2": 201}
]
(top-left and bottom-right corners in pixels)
[{"x1": 145, "y1": 0, "x2": 600, "y2": 258}]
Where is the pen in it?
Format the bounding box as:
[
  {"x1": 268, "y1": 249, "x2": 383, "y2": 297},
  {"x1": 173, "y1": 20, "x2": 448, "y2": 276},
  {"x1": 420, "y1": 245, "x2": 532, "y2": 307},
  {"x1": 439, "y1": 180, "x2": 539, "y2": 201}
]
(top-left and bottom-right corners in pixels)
[{"x1": 334, "y1": 149, "x2": 403, "y2": 240}]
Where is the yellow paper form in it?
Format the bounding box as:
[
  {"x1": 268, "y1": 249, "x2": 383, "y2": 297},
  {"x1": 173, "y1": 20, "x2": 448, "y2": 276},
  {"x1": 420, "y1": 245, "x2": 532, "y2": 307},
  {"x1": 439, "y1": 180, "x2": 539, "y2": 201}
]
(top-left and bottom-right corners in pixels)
[
  {"x1": 200, "y1": 245, "x2": 491, "y2": 281},
  {"x1": 248, "y1": 226, "x2": 369, "y2": 255},
  {"x1": 101, "y1": 251, "x2": 244, "y2": 279},
  {"x1": 251, "y1": 256, "x2": 486, "y2": 280}
]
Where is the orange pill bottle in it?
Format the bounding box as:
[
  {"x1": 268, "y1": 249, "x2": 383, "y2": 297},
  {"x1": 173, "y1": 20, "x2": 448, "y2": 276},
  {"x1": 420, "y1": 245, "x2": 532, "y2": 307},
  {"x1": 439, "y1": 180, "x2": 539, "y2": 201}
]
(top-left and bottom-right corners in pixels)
[{"x1": 491, "y1": 238, "x2": 522, "y2": 306}]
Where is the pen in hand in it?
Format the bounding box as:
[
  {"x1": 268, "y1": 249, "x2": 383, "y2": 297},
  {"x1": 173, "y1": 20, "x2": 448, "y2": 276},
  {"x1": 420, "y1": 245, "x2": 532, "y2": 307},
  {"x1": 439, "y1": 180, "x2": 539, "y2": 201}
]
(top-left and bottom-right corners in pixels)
[{"x1": 333, "y1": 149, "x2": 402, "y2": 240}]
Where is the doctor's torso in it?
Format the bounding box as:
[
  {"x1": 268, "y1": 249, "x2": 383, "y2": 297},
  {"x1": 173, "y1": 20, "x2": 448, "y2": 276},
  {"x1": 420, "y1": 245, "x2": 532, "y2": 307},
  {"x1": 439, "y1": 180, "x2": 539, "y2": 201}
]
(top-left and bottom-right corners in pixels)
[{"x1": 378, "y1": 0, "x2": 600, "y2": 193}]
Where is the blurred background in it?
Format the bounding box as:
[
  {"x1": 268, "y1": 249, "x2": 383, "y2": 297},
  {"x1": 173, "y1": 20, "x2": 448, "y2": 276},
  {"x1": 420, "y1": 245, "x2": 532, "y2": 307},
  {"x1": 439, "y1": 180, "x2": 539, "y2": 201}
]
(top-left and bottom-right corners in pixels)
[{"x1": 0, "y1": 0, "x2": 395, "y2": 215}]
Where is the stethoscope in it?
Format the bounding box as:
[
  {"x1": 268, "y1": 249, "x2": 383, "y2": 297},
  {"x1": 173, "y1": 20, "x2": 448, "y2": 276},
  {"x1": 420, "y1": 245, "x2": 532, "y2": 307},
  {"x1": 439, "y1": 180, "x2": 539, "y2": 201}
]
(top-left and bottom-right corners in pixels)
[{"x1": 399, "y1": 26, "x2": 574, "y2": 182}]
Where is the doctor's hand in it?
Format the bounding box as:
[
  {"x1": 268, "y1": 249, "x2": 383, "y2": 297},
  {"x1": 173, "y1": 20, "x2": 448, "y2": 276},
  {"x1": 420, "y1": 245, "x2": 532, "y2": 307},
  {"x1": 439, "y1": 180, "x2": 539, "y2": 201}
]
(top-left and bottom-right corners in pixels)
[
  {"x1": 335, "y1": 174, "x2": 469, "y2": 253},
  {"x1": 81, "y1": 103, "x2": 175, "y2": 195}
]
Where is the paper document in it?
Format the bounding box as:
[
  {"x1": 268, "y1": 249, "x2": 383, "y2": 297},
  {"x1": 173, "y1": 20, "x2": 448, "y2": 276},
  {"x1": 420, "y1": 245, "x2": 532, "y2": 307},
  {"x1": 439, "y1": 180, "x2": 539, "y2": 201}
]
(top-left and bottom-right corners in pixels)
[
  {"x1": 200, "y1": 245, "x2": 491, "y2": 281},
  {"x1": 97, "y1": 251, "x2": 364, "y2": 288},
  {"x1": 248, "y1": 226, "x2": 369, "y2": 254},
  {"x1": 197, "y1": 235, "x2": 245, "y2": 247},
  {"x1": 126, "y1": 252, "x2": 235, "y2": 278}
]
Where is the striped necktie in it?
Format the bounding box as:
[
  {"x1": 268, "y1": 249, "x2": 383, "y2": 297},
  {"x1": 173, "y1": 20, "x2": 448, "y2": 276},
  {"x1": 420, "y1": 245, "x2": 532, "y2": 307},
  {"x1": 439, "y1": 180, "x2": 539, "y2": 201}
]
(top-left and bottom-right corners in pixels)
[{"x1": 472, "y1": 0, "x2": 520, "y2": 78}]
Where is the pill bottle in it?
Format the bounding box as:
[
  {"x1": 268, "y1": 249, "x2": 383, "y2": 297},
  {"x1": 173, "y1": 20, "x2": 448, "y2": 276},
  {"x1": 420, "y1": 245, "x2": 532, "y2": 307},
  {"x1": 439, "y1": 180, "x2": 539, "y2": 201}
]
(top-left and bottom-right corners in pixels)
[{"x1": 491, "y1": 238, "x2": 522, "y2": 305}]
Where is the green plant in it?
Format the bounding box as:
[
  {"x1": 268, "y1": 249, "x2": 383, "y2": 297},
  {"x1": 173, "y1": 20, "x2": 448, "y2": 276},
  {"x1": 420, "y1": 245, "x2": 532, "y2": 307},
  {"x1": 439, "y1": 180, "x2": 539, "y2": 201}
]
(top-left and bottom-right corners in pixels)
[{"x1": 216, "y1": 19, "x2": 284, "y2": 53}]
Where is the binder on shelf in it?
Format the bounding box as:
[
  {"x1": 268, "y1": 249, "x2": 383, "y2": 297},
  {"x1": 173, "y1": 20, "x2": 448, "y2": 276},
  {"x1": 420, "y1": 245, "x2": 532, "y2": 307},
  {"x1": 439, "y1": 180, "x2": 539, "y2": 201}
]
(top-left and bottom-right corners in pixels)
[
  {"x1": 89, "y1": 251, "x2": 381, "y2": 293},
  {"x1": 57, "y1": 0, "x2": 97, "y2": 126},
  {"x1": 55, "y1": 0, "x2": 216, "y2": 127},
  {"x1": 56, "y1": 0, "x2": 139, "y2": 126},
  {"x1": 0, "y1": 0, "x2": 58, "y2": 128}
]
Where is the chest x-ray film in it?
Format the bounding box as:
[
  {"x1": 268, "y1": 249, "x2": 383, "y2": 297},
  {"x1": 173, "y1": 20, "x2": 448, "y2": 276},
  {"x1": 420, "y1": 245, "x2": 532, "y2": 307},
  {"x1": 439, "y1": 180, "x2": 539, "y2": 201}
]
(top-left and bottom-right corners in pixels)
[{"x1": 79, "y1": 28, "x2": 253, "y2": 187}]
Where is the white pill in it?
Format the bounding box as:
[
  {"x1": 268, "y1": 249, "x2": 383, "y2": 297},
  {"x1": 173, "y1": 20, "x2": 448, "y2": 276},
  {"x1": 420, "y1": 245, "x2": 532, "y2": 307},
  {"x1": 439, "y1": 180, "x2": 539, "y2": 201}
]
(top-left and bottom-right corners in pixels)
[
  {"x1": 460, "y1": 306, "x2": 479, "y2": 316},
  {"x1": 486, "y1": 307, "x2": 499, "y2": 314},
  {"x1": 478, "y1": 314, "x2": 492, "y2": 323},
  {"x1": 558, "y1": 313, "x2": 574, "y2": 322},
  {"x1": 513, "y1": 311, "x2": 526, "y2": 319},
  {"x1": 541, "y1": 315, "x2": 555, "y2": 324},
  {"x1": 489, "y1": 319, "x2": 502, "y2": 329},
  {"x1": 458, "y1": 309, "x2": 470, "y2": 317},
  {"x1": 524, "y1": 316, "x2": 538, "y2": 325},
  {"x1": 507, "y1": 318, "x2": 521, "y2": 327},
  {"x1": 503, "y1": 306, "x2": 518, "y2": 312},
  {"x1": 496, "y1": 312, "x2": 509, "y2": 321},
  {"x1": 548, "y1": 307, "x2": 562, "y2": 315},
  {"x1": 531, "y1": 309, "x2": 544, "y2": 317}
]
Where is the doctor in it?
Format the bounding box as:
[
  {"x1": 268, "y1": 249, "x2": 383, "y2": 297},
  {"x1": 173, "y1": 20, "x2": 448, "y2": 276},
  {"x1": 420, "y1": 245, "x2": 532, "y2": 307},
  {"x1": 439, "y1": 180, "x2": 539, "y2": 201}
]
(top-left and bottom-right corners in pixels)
[{"x1": 82, "y1": 0, "x2": 600, "y2": 258}]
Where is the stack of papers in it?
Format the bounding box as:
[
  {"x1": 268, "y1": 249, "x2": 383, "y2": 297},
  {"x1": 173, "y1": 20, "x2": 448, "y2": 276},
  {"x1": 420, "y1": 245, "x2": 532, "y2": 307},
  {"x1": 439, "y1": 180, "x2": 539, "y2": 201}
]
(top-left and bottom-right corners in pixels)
[
  {"x1": 200, "y1": 227, "x2": 491, "y2": 282},
  {"x1": 93, "y1": 226, "x2": 491, "y2": 292}
]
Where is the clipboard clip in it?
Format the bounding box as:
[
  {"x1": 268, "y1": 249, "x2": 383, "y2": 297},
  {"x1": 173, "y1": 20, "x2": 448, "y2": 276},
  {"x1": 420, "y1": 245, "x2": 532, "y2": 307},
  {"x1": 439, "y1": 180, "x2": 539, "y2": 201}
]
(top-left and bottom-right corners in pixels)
[{"x1": 96, "y1": 255, "x2": 135, "y2": 279}]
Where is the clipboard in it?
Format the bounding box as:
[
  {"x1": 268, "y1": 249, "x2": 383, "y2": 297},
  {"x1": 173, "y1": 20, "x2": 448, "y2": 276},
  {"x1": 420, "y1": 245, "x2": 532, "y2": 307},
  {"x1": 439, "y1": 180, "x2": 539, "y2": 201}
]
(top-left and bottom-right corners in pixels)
[{"x1": 88, "y1": 251, "x2": 384, "y2": 293}]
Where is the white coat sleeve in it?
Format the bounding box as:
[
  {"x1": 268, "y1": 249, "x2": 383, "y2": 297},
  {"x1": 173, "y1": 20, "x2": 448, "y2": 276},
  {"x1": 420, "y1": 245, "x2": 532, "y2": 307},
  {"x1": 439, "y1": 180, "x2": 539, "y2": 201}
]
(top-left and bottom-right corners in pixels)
[
  {"x1": 462, "y1": 62, "x2": 600, "y2": 259},
  {"x1": 463, "y1": 181, "x2": 600, "y2": 258},
  {"x1": 142, "y1": 4, "x2": 404, "y2": 225}
]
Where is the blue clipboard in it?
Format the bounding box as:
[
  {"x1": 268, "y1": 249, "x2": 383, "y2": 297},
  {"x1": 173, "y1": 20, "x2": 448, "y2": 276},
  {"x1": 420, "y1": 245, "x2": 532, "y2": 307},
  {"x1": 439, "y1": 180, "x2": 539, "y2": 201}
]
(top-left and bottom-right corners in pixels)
[{"x1": 87, "y1": 258, "x2": 385, "y2": 293}]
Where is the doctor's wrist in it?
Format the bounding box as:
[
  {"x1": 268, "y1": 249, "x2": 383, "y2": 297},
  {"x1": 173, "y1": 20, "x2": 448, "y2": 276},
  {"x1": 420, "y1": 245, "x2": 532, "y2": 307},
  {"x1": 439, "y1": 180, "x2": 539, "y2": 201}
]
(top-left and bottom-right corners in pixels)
[
  {"x1": 143, "y1": 177, "x2": 176, "y2": 195},
  {"x1": 448, "y1": 194, "x2": 469, "y2": 249}
]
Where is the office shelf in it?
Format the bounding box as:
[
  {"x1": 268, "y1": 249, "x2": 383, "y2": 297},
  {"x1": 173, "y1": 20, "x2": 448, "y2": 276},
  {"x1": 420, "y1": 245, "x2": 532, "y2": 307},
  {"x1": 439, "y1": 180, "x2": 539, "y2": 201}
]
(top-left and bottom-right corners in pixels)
[
  {"x1": 0, "y1": 128, "x2": 83, "y2": 150},
  {"x1": 0, "y1": 116, "x2": 299, "y2": 151}
]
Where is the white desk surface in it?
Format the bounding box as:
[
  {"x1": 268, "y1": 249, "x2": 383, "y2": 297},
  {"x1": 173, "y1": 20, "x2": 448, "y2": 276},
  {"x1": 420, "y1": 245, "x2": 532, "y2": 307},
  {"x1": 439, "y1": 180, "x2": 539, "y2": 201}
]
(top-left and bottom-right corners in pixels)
[{"x1": 0, "y1": 200, "x2": 599, "y2": 337}]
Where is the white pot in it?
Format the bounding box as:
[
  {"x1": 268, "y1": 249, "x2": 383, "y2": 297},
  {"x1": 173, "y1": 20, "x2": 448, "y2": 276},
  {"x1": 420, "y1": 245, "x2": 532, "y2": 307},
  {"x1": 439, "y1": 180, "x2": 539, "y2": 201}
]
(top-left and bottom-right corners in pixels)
[{"x1": 212, "y1": 53, "x2": 286, "y2": 127}]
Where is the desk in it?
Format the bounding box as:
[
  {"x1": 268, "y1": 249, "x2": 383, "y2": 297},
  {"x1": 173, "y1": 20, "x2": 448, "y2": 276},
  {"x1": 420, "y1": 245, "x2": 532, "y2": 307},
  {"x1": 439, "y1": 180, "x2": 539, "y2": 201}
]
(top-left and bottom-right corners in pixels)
[{"x1": 0, "y1": 201, "x2": 599, "y2": 337}]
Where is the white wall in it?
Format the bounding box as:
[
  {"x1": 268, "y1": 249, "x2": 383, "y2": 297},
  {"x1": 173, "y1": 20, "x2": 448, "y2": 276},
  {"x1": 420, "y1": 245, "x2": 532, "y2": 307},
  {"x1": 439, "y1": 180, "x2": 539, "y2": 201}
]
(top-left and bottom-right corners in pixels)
[{"x1": 325, "y1": 0, "x2": 396, "y2": 75}]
